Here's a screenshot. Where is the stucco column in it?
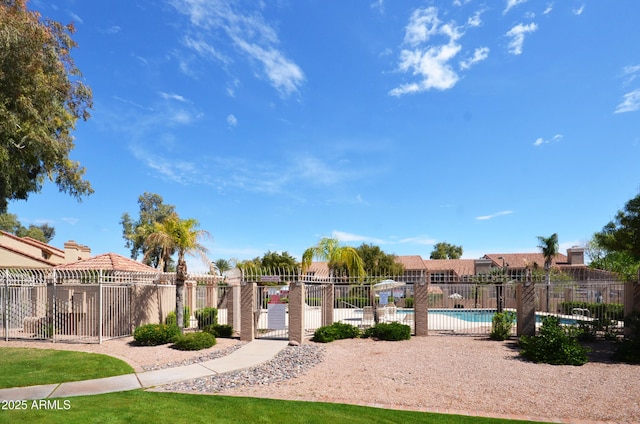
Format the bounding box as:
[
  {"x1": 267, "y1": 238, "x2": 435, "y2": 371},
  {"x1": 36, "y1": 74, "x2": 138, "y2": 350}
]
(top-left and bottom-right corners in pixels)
[
  {"x1": 240, "y1": 282, "x2": 256, "y2": 342},
  {"x1": 414, "y1": 274, "x2": 429, "y2": 336},
  {"x1": 288, "y1": 281, "x2": 305, "y2": 345},
  {"x1": 322, "y1": 283, "x2": 334, "y2": 327},
  {"x1": 517, "y1": 280, "x2": 536, "y2": 337}
]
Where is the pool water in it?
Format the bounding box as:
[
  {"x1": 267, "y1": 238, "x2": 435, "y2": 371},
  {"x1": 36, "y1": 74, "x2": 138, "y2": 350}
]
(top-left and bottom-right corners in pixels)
[{"x1": 405, "y1": 309, "x2": 581, "y2": 325}]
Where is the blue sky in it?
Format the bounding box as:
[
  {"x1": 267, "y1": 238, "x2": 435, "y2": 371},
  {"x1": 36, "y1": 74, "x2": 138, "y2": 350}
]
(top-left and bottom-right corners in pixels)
[{"x1": 10, "y1": 0, "x2": 640, "y2": 271}]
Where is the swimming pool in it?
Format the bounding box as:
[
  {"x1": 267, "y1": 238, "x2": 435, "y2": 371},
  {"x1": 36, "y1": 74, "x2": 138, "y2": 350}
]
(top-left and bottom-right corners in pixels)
[{"x1": 403, "y1": 309, "x2": 582, "y2": 325}]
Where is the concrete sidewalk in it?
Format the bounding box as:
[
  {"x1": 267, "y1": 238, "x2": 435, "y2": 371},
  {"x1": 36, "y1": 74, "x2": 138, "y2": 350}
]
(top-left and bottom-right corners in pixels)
[{"x1": 0, "y1": 339, "x2": 288, "y2": 401}]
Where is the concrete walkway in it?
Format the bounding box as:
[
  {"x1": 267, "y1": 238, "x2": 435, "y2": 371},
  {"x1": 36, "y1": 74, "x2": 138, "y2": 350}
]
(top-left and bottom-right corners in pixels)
[{"x1": 0, "y1": 339, "x2": 289, "y2": 401}]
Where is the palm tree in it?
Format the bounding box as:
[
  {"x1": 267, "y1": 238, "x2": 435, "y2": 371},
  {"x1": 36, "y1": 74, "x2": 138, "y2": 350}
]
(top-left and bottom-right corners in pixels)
[
  {"x1": 537, "y1": 233, "x2": 559, "y2": 312},
  {"x1": 301, "y1": 237, "x2": 365, "y2": 278},
  {"x1": 212, "y1": 258, "x2": 233, "y2": 276},
  {"x1": 145, "y1": 213, "x2": 211, "y2": 332}
]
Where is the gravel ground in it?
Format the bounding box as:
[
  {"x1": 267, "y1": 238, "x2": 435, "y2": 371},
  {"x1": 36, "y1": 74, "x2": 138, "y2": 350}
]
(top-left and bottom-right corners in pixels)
[{"x1": 3, "y1": 335, "x2": 640, "y2": 423}]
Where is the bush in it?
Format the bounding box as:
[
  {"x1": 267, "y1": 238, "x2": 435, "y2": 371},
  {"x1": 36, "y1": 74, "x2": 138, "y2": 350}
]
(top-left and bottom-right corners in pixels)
[
  {"x1": 615, "y1": 311, "x2": 640, "y2": 364},
  {"x1": 171, "y1": 331, "x2": 217, "y2": 351},
  {"x1": 133, "y1": 324, "x2": 180, "y2": 346},
  {"x1": 518, "y1": 316, "x2": 589, "y2": 365},
  {"x1": 559, "y1": 301, "x2": 623, "y2": 320},
  {"x1": 165, "y1": 306, "x2": 191, "y2": 328},
  {"x1": 363, "y1": 322, "x2": 411, "y2": 341},
  {"x1": 404, "y1": 297, "x2": 414, "y2": 308},
  {"x1": 195, "y1": 308, "x2": 218, "y2": 329},
  {"x1": 203, "y1": 323, "x2": 234, "y2": 338},
  {"x1": 312, "y1": 322, "x2": 360, "y2": 343},
  {"x1": 490, "y1": 311, "x2": 516, "y2": 341}
]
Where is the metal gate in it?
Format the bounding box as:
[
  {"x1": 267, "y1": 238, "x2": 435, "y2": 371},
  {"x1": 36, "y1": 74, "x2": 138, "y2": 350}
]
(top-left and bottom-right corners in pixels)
[
  {"x1": 1, "y1": 270, "x2": 132, "y2": 343},
  {"x1": 254, "y1": 284, "x2": 289, "y2": 339}
]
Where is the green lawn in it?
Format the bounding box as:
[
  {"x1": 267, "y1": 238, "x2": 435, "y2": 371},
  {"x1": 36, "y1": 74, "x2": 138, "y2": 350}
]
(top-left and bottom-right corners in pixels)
[
  {"x1": 1, "y1": 391, "x2": 546, "y2": 424},
  {"x1": 0, "y1": 348, "x2": 134, "y2": 389},
  {"x1": 0, "y1": 348, "x2": 546, "y2": 423}
]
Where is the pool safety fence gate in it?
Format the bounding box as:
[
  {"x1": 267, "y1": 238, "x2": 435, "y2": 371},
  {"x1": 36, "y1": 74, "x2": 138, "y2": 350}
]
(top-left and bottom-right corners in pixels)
[{"x1": 1, "y1": 269, "x2": 226, "y2": 344}]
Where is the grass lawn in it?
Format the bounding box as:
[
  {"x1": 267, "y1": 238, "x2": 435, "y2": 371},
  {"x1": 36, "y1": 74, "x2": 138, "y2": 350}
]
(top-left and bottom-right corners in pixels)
[
  {"x1": 0, "y1": 348, "x2": 134, "y2": 389},
  {"x1": 1, "y1": 391, "x2": 547, "y2": 423}
]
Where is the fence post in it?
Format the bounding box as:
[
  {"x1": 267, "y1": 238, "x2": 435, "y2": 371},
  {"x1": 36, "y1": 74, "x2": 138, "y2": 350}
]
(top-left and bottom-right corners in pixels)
[
  {"x1": 517, "y1": 279, "x2": 536, "y2": 337},
  {"x1": 240, "y1": 282, "x2": 255, "y2": 342},
  {"x1": 624, "y1": 280, "x2": 640, "y2": 338},
  {"x1": 414, "y1": 273, "x2": 429, "y2": 336},
  {"x1": 322, "y1": 283, "x2": 334, "y2": 327},
  {"x1": 288, "y1": 281, "x2": 305, "y2": 345},
  {"x1": 3, "y1": 269, "x2": 7, "y2": 341}
]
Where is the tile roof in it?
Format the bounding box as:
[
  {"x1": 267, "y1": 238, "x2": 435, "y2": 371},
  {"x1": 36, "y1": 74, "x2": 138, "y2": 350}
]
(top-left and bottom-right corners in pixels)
[
  {"x1": 54, "y1": 253, "x2": 157, "y2": 272},
  {"x1": 423, "y1": 259, "x2": 477, "y2": 276},
  {"x1": 482, "y1": 253, "x2": 569, "y2": 269},
  {"x1": 394, "y1": 255, "x2": 426, "y2": 270}
]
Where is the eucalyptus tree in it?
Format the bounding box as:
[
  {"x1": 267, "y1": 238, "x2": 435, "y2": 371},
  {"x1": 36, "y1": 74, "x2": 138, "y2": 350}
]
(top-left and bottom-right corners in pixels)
[
  {"x1": 0, "y1": 1, "x2": 93, "y2": 211},
  {"x1": 145, "y1": 213, "x2": 211, "y2": 333},
  {"x1": 121, "y1": 193, "x2": 176, "y2": 270}
]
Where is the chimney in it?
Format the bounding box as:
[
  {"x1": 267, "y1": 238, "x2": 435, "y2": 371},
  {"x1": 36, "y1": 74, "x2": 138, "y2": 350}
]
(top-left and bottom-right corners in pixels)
[
  {"x1": 474, "y1": 258, "x2": 493, "y2": 275},
  {"x1": 566, "y1": 247, "x2": 584, "y2": 265},
  {"x1": 79, "y1": 244, "x2": 91, "y2": 260},
  {"x1": 64, "y1": 241, "x2": 80, "y2": 263}
]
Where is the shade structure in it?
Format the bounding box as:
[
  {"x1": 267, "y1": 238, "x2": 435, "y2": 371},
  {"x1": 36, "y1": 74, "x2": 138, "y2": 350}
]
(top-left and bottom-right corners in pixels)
[{"x1": 372, "y1": 279, "x2": 405, "y2": 291}]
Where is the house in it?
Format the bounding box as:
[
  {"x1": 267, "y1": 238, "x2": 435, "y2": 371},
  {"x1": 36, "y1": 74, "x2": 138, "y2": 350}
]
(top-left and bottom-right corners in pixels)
[{"x1": 0, "y1": 231, "x2": 90, "y2": 268}]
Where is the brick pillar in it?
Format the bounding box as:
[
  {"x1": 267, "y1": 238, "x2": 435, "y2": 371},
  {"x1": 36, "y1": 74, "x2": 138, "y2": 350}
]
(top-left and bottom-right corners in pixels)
[
  {"x1": 322, "y1": 284, "x2": 334, "y2": 327},
  {"x1": 240, "y1": 282, "x2": 256, "y2": 342},
  {"x1": 624, "y1": 281, "x2": 640, "y2": 338},
  {"x1": 414, "y1": 274, "x2": 429, "y2": 336},
  {"x1": 288, "y1": 281, "x2": 305, "y2": 345},
  {"x1": 517, "y1": 281, "x2": 536, "y2": 337}
]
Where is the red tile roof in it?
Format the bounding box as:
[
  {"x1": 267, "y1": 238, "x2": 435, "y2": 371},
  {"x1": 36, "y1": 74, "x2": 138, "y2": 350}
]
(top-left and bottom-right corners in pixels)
[
  {"x1": 395, "y1": 255, "x2": 426, "y2": 270},
  {"x1": 482, "y1": 253, "x2": 568, "y2": 269},
  {"x1": 54, "y1": 253, "x2": 157, "y2": 272},
  {"x1": 423, "y1": 259, "x2": 477, "y2": 276}
]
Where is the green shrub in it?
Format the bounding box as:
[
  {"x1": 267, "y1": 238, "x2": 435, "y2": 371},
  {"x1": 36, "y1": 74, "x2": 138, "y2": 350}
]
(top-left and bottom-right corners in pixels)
[
  {"x1": 559, "y1": 301, "x2": 623, "y2": 320},
  {"x1": 171, "y1": 331, "x2": 217, "y2": 351},
  {"x1": 576, "y1": 317, "x2": 620, "y2": 342},
  {"x1": 518, "y1": 316, "x2": 589, "y2": 365},
  {"x1": 133, "y1": 324, "x2": 180, "y2": 346},
  {"x1": 615, "y1": 311, "x2": 640, "y2": 364},
  {"x1": 363, "y1": 322, "x2": 411, "y2": 341},
  {"x1": 165, "y1": 306, "x2": 191, "y2": 328},
  {"x1": 203, "y1": 323, "x2": 234, "y2": 338},
  {"x1": 195, "y1": 308, "x2": 218, "y2": 329},
  {"x1": 490, "y1": 311, "x2": 516, "y2": 341},
  {"x1": 312, "y1": 322, "x2": 360, "y2": 343},
  {"x1": 404, "y1": 297, "x2": 414, "y2": 308}
]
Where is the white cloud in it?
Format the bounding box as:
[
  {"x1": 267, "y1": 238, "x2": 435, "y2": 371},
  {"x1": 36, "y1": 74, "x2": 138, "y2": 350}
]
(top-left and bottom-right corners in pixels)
[
  {"x1": 68, "y1": 11, "x2": 84, "y2": 24},
  {"x1": 475, "y1": 210, "x2": 513, "y2": 220},
  {"x1": 370, "y1": 0, "x2": 384, "y2": 14},
  {"x1": 159, "y1": 92, "x2": 188, "y2": 102},
  {"x1": 621, "y1": 64, "x2": 640, "y2": 84},
  {"x1": 182, "y1": 36, "x2": 230, "y2": 65},
  {"x1": 460, "y1": 46, "x2": 489, "y2": 70},
  {"x1": 506, "y1": 22, "x2": 538, "y2": 55},
  {"x1": 543, "y1": 3, "x2": 553, "y2": 15},
  {"x1": 467, "y1": 11, "x2": 483, "y2": 27},
  {"x1": 332, "y1": 231, "x2": 385, "y2": 245},
  {"x1": 397, "y1": 236, "x2": 437, "y2": 245},
  {"x1": 61, "y1": 217, "x2": 79, "y2": 225},
  {"x1": 106, "y1": 25, "x2": 121, "y2": 34},
  {"x1": 533, "y1": 133, "x2": 563, "y2": 147},
  {"x1": 503, "y1": 0, "x2": 528, "y2": 15},
  {"x1": 227, "y1": 114, "x2": 238, "y2": 127},
  {"x1": 170, "y1": 0, "x2": 305, "y2": 96},
  {"x1": 390, "y1": 7, "x2": 464, "y2": 95},
  {"x1": 614, "y1": 89, "x2": 640, "y2": 114},
  {"x1": 573, "y1": 5, "x2": 585, "y2": 15}
]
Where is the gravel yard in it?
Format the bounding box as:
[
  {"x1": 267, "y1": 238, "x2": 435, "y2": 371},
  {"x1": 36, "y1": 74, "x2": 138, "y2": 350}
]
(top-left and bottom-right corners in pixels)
[{"x1": 3, "y1": 335, "x2": 639, "y2": 423}]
